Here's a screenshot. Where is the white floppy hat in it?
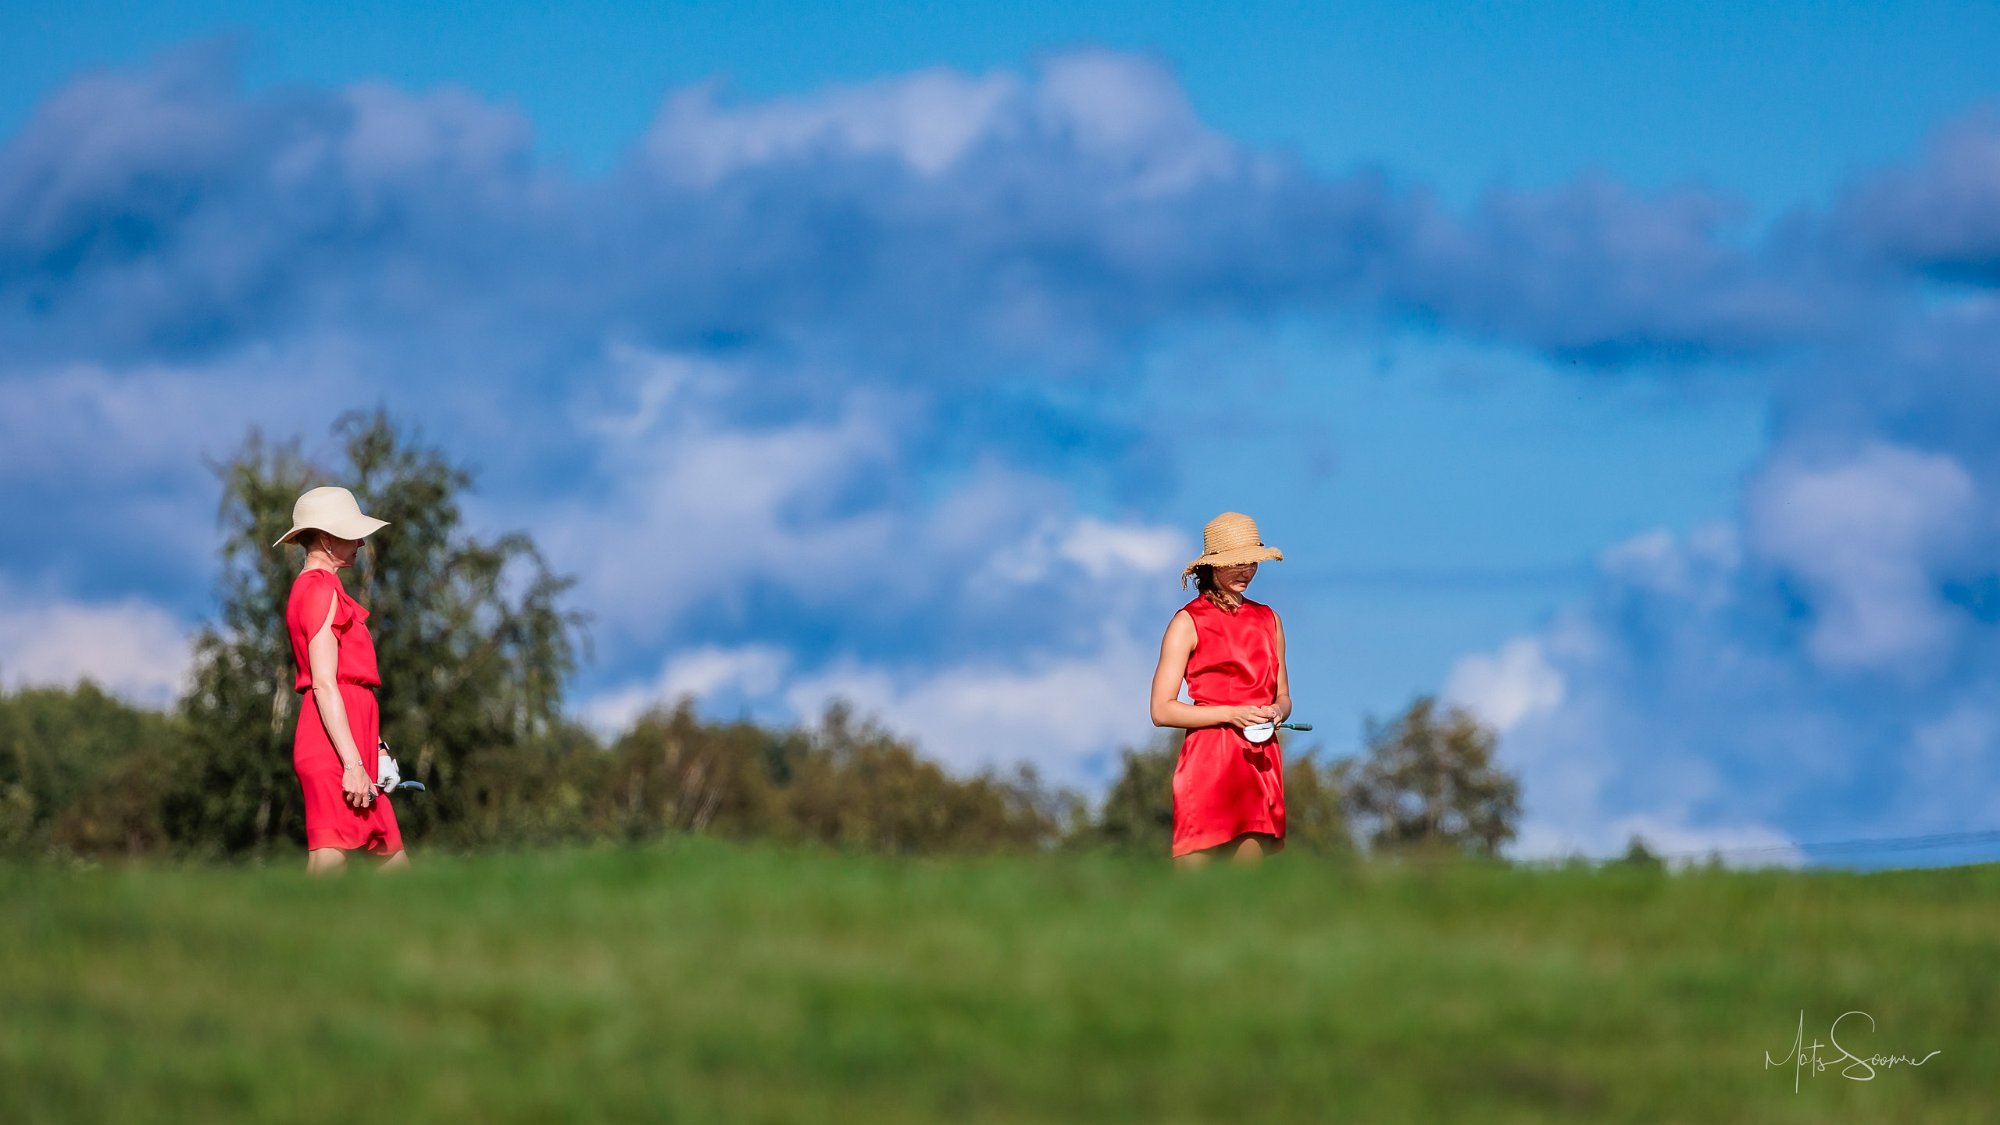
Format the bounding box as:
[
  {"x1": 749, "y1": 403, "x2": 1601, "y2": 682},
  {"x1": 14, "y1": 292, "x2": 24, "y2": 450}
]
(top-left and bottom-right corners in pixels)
[{"x1": 273, "y1": 486, "x2": 389, "y2": 547}]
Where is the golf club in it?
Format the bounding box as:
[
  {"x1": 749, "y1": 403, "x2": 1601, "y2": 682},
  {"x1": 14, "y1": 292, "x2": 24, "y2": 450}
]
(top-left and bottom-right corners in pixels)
[{"x1": 1243, "y1": 720, "x2": 1312, "y2": 744}]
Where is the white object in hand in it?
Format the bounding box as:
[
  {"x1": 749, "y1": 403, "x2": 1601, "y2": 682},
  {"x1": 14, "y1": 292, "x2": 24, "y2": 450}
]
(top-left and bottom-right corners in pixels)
[
  {"x1": 1244, "y1": 721, "x2": 1276, "y2": 743},
  {"x1": 377, "y1": 752, "x2": 403, "y2": 791}
]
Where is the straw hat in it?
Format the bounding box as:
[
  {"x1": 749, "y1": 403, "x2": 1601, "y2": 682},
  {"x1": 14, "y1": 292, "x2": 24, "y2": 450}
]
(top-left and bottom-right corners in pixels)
[
  {"x1": 273, "y1": 486, "x2": 389, "y2": 547},
  {"x1": 1181, "y1": 511, "x2": 1283, "y2": 587}
]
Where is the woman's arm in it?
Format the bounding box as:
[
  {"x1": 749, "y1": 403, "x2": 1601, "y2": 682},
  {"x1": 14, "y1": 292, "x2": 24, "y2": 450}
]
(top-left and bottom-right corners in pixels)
[
  {"x1": 305, "y1": 594, "x2": 374, "y2": 808},
  {"x1": 1272, "y1": 610, "x2": 1292, "y2": 723},
  {"x1": 1150, "y1": 610, "x2": 1274, "y2": 731}
]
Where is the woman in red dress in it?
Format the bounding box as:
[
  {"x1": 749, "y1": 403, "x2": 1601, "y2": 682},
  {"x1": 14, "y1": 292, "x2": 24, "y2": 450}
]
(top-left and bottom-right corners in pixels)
[
  {"x1": 1149, "y1": 512, "x2": 1291, "y2": 867},
  {"x1": 276, "y1": 485, "x2": 408, "y2": 875}
]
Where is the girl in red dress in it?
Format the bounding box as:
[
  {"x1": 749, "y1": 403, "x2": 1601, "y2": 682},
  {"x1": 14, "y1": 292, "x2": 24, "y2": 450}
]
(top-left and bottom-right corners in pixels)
[
  {"x1": 1149, "y1": 512, "x2": 1291, "y2": 867},
  {"x1": 276, "y1": 486, "x2": 408, "y2": 875}
]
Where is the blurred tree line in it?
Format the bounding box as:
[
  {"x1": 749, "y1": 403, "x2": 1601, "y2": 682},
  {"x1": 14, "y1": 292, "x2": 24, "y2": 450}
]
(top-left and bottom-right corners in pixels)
[{"x1": 0, "y1": 412, "x2": 1518, "y2": 863}]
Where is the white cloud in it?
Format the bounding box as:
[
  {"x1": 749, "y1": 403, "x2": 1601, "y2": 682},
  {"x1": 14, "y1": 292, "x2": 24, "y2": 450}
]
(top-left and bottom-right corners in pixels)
[
  {"x1": 1448, "y1": 496, "x2": 2000, "y2": 871},
  {"x1": 0, "y1": 589, "x2": 193, "y2": 707},
  {"x1": 548, "y1": 349, "x2": 903, "y2": 641},
  {"x1": 578, "y1": 623, "x2": 1156, "y2": 785},
  {"x1": 783, "y1": 625, "x2": 1155, "y2": 781},
  {"x1": 1746, "y1": 442, "x2": 1977, "y2": 671},
  {"x1": 644, "y1": 67, "x2": 1021, "y2": 183},
  {"x1": 549, "y1": 345, "x2": 1191, "y2": 670},
  {"x1": 1445, "y1": 635, "x2": 1566, "y2": 734},
  {"x1": 1060, "y1": 517, "x2": 1188, "y2": 578},
  {"x1": 1903, "y1": 698, "x2": 2000, "y2": 827},
  {"x1": 983, "y1": 514, "x2": 1189, "y2": 585},
  {"x1": 640, "y1": 50, "x2": 1237, "y2": 196},
  {"x1": 336, "y1": 81, "x2": 535, "y2": 188},
  {"x1": 1599, "y1": 522, "x2": 1739, "y2": 607},
  {"x1": 1031, "y1": 51, "x2": 1237, "y2": 195},
  {"x1": 581, "y1": 643, "x2": 791, "y2": 735},
  {"x1": 556, "y1": 348, "x2": 1184, "y2": 764},
  {"x1": 0, "y1": 357, "x2": 293, "y2": 483},
  {"x1": 1913, "y1": 700, "x2": 1999, "y2": 771}
]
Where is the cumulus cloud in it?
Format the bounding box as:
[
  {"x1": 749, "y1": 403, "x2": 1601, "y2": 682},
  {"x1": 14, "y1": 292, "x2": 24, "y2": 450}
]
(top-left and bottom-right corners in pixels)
[
  {"x1": 643, "y1": 67, "x2": 1021, "y2": 183},
  {"x1": 1466, "y1": 457, "x2": 2000, "y2": 865},
  {"x1": 580, "y1": 621, "x2": 1162, "y2": 783},
  {"x1": 0, "y1": 42, "x2": 1855, "y2": 385},
  {"x1": 13, "y1": 40, "x2": 2000, "y2": 826},
  {"x1": 1839, "y1": 106, "x2": 2000, "y2": 283},
  {"x1": 981, "y1": 515, "x2": 1189, "y2": 585},
  {"x1": 1747, "y1": 442, "x2": 1977, "y2": 671},
  {"x1": 780, "y1": 624, "x2": 1156, "y2": 780},
  {"x1": 1400, "y1": 177, "x2": 1831, "y2": 361},
  {"x1": 0, "y1": 42, "x2": 1884, "y2": 625},
  {"x1": 546, "y1": 348, "x2": 904, "y2": 641},
  {"x1": 0, "y1": 42, "x2": 554, "y2": 365},
  {"x1": 0, "y1": 587, "x2": 193, "y2": 706},
  {"x1": 1436, "y1": 237, "x2": 2000, "y2": 863},
  {"x1": 1445, "y1": 636, "x2": 1565, "y2": 734},
  {"x1": 551, "y1": 341, "x2": 1188, "y2": 767},
  {"x1": 580, "y1": 643, "x2": 791, "y2": 735}
]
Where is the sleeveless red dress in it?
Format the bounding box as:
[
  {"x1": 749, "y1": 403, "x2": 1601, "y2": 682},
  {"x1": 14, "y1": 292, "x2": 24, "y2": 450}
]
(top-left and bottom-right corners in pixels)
[
  {"x1": 285, "y1": 569, "x2": 402, "y2": 854},
  {"x1": 1172, "y1": 594, "x2": 1286, "y2": 856}
]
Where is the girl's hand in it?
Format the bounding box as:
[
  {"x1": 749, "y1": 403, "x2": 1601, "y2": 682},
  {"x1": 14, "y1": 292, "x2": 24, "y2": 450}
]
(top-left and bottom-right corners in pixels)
[
  {"x1": 341, "y1": 763, "x2": 374, "y2": 808},
  {"x1": 1218, "y1": 705, "x2": 1279, "y2": 730}
]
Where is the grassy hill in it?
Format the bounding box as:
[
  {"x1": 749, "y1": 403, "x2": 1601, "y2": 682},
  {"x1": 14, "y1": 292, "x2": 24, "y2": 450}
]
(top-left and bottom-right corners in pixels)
[{"x1": 2, "y1": 845, "x2": 1990, "y2": 1123}]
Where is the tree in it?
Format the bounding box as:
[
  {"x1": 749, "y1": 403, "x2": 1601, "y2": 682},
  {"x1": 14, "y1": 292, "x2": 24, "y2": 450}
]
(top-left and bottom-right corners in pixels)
[
  {"x1": 1616, "y1": 834, "x2": 1665, "y2": 871},
  {"x1": 170, "y1": 432, "x2": 319, "y2": 854},
  {"x1": 1342, "y1": 696, "x2": 1519, "y2": 858},
  {"x1": 778, "y1": 703, "x2": 1066, "y2": 854},
  {"x1": 175, "y1": 410, "x2": 583, "y2": 853},
  {"x1": 1090, "y1": 734, "x2": 1180, "y2": 853},
  {"x1": 0, "y1": 683, "x2": 187, "y2": 857},
  {"x1": 1281, "y1": 750, "x2": 1357, "y2": 858}
]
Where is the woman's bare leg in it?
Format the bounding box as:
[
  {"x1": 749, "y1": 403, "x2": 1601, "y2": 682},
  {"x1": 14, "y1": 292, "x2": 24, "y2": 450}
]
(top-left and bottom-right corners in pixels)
[
  {"x1": 306, "y1": 848, "x2": 347, "y2": 876},
  {"x1": 1178, "y1": 834, "x2": 1278, "y2": 869},
  {"x1": 1231, "y1": 835, "x2": 1267, "y2": 865},
  {"x1": 379, "y1": 850, "x2": 411, "y2": 873}
]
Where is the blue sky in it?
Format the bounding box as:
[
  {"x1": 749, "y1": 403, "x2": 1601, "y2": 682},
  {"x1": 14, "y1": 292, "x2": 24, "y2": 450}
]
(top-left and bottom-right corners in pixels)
[
  {"x1": 6, "y1": 2, "x2": 2000, "y2": 865},
  {"x1": 11, "y1": 0, "x2": 2000, "y2": 203}
]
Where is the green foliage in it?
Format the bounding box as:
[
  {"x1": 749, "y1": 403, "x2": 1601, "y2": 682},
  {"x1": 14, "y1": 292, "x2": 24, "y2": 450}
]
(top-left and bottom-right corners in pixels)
[
  {"x1": 443, "y1": 700, "x2": 1075, "y2": 855},
  {"x1": 0, "y1": 683, "x2": 187, "y2": 858},
  {"x1": 777, "y1": 703, "x2": 1074, "y2": 853},
  {"x1": 1091, "y1": 734, "x2": 1180, "y2": 853},
  {"x1": 1282, "y1": 747, "x2": 1358, "y2": 857},
  {"x1": 1344, "y1": 695, "x2": 1521, "y2": 858},
  {"x1": 173, "y1": 431, "x2": 318, "y2": 854}
]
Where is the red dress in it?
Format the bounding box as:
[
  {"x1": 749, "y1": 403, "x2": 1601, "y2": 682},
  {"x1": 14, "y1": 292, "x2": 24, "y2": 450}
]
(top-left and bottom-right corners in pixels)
[
  {"x1": 1172, "y1": 594, "x2": 1286, "y2": 856},
  {"x1": 285, "y1": 569, "x2": 402, "y2": 854}
]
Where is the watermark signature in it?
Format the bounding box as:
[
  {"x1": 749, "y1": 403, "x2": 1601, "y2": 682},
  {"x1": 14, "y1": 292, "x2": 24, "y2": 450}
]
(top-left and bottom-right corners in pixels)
[{"x1": 1765, "y1": 1010, "x2": 1941, "y2": 1093}]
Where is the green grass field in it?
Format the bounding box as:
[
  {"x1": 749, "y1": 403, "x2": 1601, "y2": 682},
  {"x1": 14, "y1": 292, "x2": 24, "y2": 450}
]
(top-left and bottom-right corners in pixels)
[{"x1": 2, "y1": 845, "x2": 1991, "y2": 1123}]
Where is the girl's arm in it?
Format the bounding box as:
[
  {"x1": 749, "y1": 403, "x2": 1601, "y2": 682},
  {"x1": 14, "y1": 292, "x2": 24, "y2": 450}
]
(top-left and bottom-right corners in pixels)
[
  {"x1": 1150, "y1": 610, "x2": 1273, "y2": 731},
  {"x1": 305, "y1": 594, "x2": 374, "y2": 808},
  {"x1": 1272, "y1": 610, "x2": 1292, "y2": 723}
]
